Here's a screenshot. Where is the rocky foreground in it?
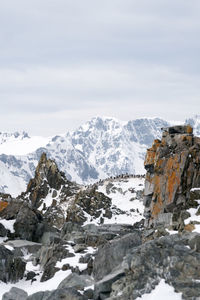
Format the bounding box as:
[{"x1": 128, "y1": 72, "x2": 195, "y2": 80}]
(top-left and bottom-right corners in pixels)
[{"x1": 0, "y1": 125, "x2": 200, "y2": 299}]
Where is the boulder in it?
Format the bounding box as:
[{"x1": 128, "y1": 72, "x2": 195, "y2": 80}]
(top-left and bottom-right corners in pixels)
[
  {"x1": 27, "y1": 291, "x2": 51, "y2": 300},
  {"x1": 58, "y1": 273, "x2": 93, "y2": 290},
  {"x1": 2, "y1": 287, "x2": 28, "y2": 300},
  {"x1": 33, "y1": 288, "x2": 87, "y2": 300},
  {"x1": 14, "y1": 204, "x2": 44, "y2": 242},
  {"x1": 93, "y1": 231, "x2": 142, "y2": 281}
]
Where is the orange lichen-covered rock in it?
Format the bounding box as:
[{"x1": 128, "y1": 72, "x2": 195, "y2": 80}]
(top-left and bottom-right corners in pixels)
[
  {"x1": 0, "y1": 201, "x2": 8, "y2": 212},
  {"x1": 144, "y1": 139, "x2": 161, "y2": 169},
  {"x1": 143, "y1": 125, "x2": 200, "y2": 228}
]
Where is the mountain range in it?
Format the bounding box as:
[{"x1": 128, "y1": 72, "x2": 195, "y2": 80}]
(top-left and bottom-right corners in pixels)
[{"x1": 0, "y1": 115, "x2": 200, "y2": 196}]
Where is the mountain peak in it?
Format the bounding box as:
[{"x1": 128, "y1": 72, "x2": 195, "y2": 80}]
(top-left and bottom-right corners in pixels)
[{"x1": 25, "y1": 152, "x2": 67, "y2": 208}]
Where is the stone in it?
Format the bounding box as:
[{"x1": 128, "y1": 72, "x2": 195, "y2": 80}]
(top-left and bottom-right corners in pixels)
[
  {"x1": 27, "y1": 291, "x2": 52, "y2": 300},
  {"x1": 66, "y1": 187, "x2": 112, "y2": 225},
  {"x1": 39, "y1": 243, "x2": 74, "y2": 282},
  {"x1": 0, "y1": 245, "x2": 26, "y2": 283},
  {"x1": 2, "y1": 287, "x2": 28, "y2": 300},
  {"x1": 45, "y1": 288, "x2": 87, "y2": 300},
  {"x1": 58, "y1": 273, "x2": 94, "y2": 290},
  {"x1": 14, "y1": 204, "x2": 44, "y2": 242},
  {"x1": 108, "y1": 233, "x2": 200, "y2": 300},
  {"x1": 83, "y1": 289, "x2": 94, "y2": 299},
  {"x1": 93, "y1": 231, "x2": 142, "y2": 281},
  {"x1": 94, "y1": 269, "x2": 125, "y2": 300},
  {"x1": 189, "y1": 234, "x2": 200, "y2": 252},
  {"x1": 0, "y1": 222, "x2": 7, "y2": 237},
  {"x1": 26, "y1": 271, "x2": 37, "y2": 281}
]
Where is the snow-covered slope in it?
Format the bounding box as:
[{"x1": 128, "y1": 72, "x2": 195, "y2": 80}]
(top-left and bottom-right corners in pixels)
[
  {"x1": 0, "y1": 115, "x2": 199, "y2": 196},
  {"x1": 0, "y1": 131, "x2": 50, "y2": 155}
]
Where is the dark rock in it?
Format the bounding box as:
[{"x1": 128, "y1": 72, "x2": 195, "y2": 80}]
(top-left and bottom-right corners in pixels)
[
  {"x1": 46, "y1": 288, "x2": 87, "y2": 300},
  {"x1": 24, "y1": 153, "x2": 66, "y2": 209},
  {"x1": 0, "y1": 222, "x2": 7, "y2": 237},
  {"x1": 94, "y1": 269, "x2": 125, "y2": 300},
  {"x1": 0, "y1": 245, "x2": 26, "y2": 283},
  {"x1": 27, "y1": 291, "x2": 51, "y2": 300},
  {"x1": 58, "y1": 273, "x2": 94, "y2": 290},
  {"x1": 189, "y1": 234, "x2": 200, "y2": 252},
  {"x1": 14, "y1": 204, "x2": 44, "y2": 242},
  {"x1": 83, "y1": 289, "x2": 94, "y2": 299},
  {"x1": 93, "y1": 231, "x2": 142, "y2": 281},
  {"x1": 2, "y1": 287, "x2": 28, "y2": 300},
  {"x1": 39, "y1": 243, "x2": 74, "y2": 282},
  {"x1": 109, "y1": 233, "x2": 200, "y2": 300},
  {"x1": 26, "y1": 271, "x2": 37, "y2": 281},
  {"x1": 66, "y1": 187, "x2": 112, "y2": 225}
]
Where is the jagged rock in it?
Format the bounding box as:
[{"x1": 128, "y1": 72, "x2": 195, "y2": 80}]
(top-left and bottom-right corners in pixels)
[
  {"x1": 2, "y1": 287, "x2": 28, "y2": 300},
  {"x1": 4, "y1": 240, "x2": 42, "y2": 255},
  {"x1": 38, "y1": 243, "x2": 75, "y2": 282},
  {"x1": 14, "y1": 203, "x2": 44, "y2": 242},
  {"x1": 58, "y1": 273, "x2": 94, "y2": 290},
  {"x1": 66, "y1": 187, "x2": 112, "y2": 225},
  {"x1": 143, "y1": 125, "x2": 200, "y2": 228},
  {"x1": 93, "y1": 231, "x2": 142, "y2": 281},
  {"x1": 0, "y1": 245, "x2": 26, "y2": 283},
  {"x1": 24, "y1": 153, "x2": 67, "y2": 209},
  {"x1": 108, "y1": 232, "x2": 200, "y2": 300},
  {"x1": 0, "y1": 200, "x2": 22, "y2": 220},
  {"x1": 94, "y1": 268, "x2": 125, "y2": 300},
  {"x1": 0, "y1": 222, "x2": 7, "y2": 237}
]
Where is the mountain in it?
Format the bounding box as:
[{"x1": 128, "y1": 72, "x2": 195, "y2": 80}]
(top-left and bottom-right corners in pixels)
[
  {"x1": 0, "y1": 117, "x2": 170, "y2": 196},
  {"x1": 0, "y1": 131, "x2": 50, "y2": 156},
  {"x1": 0, "y1": 115, "x2": 199, "y2": 196}
]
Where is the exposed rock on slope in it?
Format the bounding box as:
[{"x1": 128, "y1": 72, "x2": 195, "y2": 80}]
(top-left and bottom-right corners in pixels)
[{"x1": 143, "y1": 125, "x2": 200, "y2": 229}]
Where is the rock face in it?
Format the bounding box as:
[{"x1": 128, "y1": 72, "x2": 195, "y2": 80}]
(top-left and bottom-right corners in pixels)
[
  {"x1": 144, "y1": 125, "x2": 200, "y2": 228},
  {"x1": 66, "y1": 187, "x2": 112, "y2": 225},
  {"x1": 0, "y1": 245, "x2": 26, "y2": 283},
  {"x1": 24, "y1": 153, "x2": 68, "y2": 209},
  {"x1": 108, "y1": 232, "x2": 200, "y2": 300}
]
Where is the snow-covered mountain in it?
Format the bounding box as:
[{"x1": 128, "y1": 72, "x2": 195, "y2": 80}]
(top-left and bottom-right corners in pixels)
[
  {"x1": 0, "y1": 115, "x2": 199, "y2": 196},
  {"x1": 0, "y1": 131, "x2": 50, "y2": 155},
  {"x1": 185, "y1": 114, "x2": 200, "y2": 136}
]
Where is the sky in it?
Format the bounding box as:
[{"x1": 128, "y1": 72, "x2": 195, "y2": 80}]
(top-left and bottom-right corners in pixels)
[{"x1": 0, "y1": 0, "x2": 200, "y2": 136}]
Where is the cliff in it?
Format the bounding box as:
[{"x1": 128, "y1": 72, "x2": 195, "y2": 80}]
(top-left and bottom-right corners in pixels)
[{"x1": 144, "y1": 125, "x2": 200, "y2": 229}]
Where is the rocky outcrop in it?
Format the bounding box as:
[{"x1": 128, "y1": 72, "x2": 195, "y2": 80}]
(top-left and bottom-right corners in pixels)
[
  {"x1": 108, "y1": 232, "x2": 200, "y2": 300},
  {"x1": 23, "y1": 153, "x2": 70, "y2": 209},
  {"x1": 0, "y1": 245, "x2": 26, "y2": 283},
  {"x1": 143, "y1": 125, "x2": 200, "y2": 228},
  {"x1": 66, "y1": 187, "x2": 112, "y2": 225}
]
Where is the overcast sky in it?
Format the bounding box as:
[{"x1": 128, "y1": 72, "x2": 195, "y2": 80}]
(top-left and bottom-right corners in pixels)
[{"x1": 0, "y1": 0, "x2": 200, "y2": 135}]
